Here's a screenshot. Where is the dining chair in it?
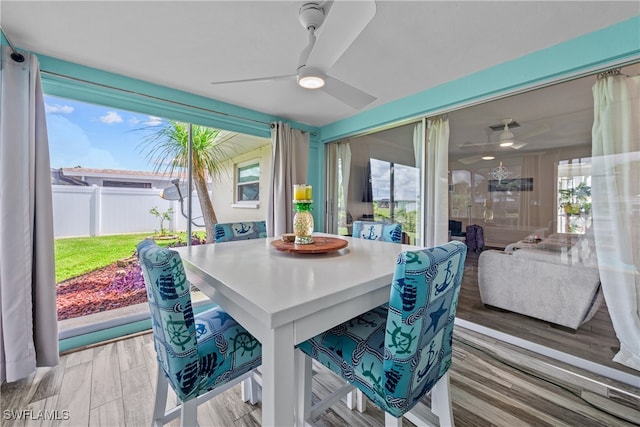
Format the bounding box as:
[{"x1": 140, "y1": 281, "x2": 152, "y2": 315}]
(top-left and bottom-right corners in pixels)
[
  {"x1": 352, "y1": 220, "x2": 403, "y2": 243},
  {"x1": 296, "y1": 240, "x2": 467, "y2": 426},
  {"x1": 137, "y1": 239, "x2": 262, "y2": 427},
  {"x1": 213, "y1": 221, "x2": 267, "y2": 243}
]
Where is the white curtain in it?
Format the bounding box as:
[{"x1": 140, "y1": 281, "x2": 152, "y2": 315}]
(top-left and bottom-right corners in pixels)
[
  {"x1": 0, "y1": 46, "x2": 59, "y2": 382},
  {"x1": 591, "y1": 73, "x2": 640, "y2": 371},
  {"x1": 325, "y1": 142, "x2": 352, "y2": 234},
  {"x1": 325, "y1": 144, "x2": 338, "y2": 233},
  {"x1": 424, "y1": 116, "x2": 450, "y2": 247},
  {"x1": 337, "y1": 142, "x2": 351, "y2": 229},
  {"x1": 519, "y1": 154, "x2": 541, "y2": 227},
  {"x1": 266, "y1": 122, "x2": 309, "y2": 237},
  {"x1": 412, "y1": 120, "x2": 425, "y2": 247}
]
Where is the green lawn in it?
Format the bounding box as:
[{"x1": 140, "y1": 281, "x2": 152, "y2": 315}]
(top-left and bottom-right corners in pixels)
[{"x1": 54, "y1": 233, "x2": 187, "y2": 283}]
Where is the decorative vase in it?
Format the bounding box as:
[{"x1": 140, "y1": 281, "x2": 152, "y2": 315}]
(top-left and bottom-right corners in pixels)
[{"x1": 293, "y1": 202, "x2": 314, "y2": 244}]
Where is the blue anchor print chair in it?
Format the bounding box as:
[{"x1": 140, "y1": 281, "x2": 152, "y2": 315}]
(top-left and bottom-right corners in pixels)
[
  {"x1": 137, "y1": 240, "x2": 262, "y2": 427},
  {"x1": 352, "y1": 220, "x2": 403, "y2": 243},
  {"x1": 296, "y1": 240, "x2": 467, "y2": 426},
  {"x1": 214, "y1": 221, "x2": 267, "y2": 243}
]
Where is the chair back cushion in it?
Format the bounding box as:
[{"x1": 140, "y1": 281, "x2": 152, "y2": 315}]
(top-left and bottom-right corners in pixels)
[
  {"x1": 383, "y1": 240, "x2": 467, "y2": 413},
  {"x1": 137, "y1": 239, "x2": 199, "y2": 399},
  {"x1": 214, "y1": 221, "x2": 267, "y2": 243},
  {"x1": 352, "y1": 221, "x2": 402, "y2": 243}
]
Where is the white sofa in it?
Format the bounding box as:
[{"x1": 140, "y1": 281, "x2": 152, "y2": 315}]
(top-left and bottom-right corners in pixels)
[{"x1": 477, "y1": 231, "x2": 603, "y2": 330}]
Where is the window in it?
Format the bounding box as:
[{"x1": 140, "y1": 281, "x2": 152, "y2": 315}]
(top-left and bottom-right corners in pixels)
[
  {"x1": 103, "y1": 180, "x2": 152, "y2": 189},
  {"x1": 236, "y1": 161, "x2": 260, "y2": 202},
  {"x1": 557, "y1": 158, "x2": 591, "y2": 234}
]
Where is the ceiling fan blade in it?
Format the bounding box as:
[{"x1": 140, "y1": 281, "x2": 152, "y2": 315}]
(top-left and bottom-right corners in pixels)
[
  {"x1": 306, "y1": 0, "x2": 376, "y2": 71},
  {"x1": 510, "y1": 141, "x2": 528, "y2": 149},
  {"x1": 322, "y1": 75, "x2": 376, "y2": 109},
  {"x1": 211, "y1": 74, "x2": 296, "y2": 85},
  {"x1": 457, "y1": 155, "x2": 484, "y2": 165},
  {"x1": 459, "y1": 141, "x2": 491, "y2": 150}
]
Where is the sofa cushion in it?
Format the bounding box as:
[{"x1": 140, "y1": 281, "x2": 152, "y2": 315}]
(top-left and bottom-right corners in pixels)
[{"x1": 511, "y1": 228, "x2": 598, "y2": 268}]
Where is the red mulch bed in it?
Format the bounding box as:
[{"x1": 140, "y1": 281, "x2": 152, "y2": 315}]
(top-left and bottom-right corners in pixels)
[{"x1": 56, "y1": 260, "x2": 147, "y2": 321}]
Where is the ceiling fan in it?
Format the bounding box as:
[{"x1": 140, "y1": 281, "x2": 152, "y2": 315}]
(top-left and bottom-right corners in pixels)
[
  {"x1": 210, "y1": 1, "x2": 377, "y2": 109},
  {"x1": 457, "y1": 118, "x2": 550, "y2": 165}
]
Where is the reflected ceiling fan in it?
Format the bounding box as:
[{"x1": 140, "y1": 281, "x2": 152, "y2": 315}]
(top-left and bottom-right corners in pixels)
[
  {"x1": 210, "y1": 1, "x2": 377, "y2": 109},
  {"x1": 457, "y1": 118, "x2": 550, "y2": 165}
]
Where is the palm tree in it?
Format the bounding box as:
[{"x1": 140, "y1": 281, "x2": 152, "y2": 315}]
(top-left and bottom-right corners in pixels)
[{"x1": 139, "y1": 121, "x2": 235, "y2": 243}]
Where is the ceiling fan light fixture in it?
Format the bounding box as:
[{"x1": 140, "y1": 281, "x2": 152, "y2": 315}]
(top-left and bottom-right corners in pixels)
[
  {"x1": 498, "y1": 118, "x2": 515, "y2": 147},
  {"x1": 298, "y1": 66, "x2": 325, "y2": 89}
]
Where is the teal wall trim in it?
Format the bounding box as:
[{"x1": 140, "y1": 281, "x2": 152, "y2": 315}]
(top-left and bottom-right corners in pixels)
[{"x1": 320, "y1": 16, "x2": 640, "y2": 143}]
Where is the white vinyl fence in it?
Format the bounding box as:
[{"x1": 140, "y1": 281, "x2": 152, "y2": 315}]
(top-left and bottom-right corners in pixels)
[{"x1": 52, "y1": 185, "x2": 205, "y2": 238}]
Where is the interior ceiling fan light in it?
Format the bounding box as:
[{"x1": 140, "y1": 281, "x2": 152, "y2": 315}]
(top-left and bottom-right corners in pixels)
[
  {"x1": 498, "y1": 118, "x2": 515, "y2": 147},
  {"x1": 297, "y1": 66, "x2": 325, "y2": 89},
  {"x1": 499, "y1": 128, "x2": 515, "y2": 147}
]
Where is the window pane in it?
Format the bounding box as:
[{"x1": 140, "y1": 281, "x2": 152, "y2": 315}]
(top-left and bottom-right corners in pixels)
[
  {"x1": 239, "y1": 183, "x2": 259, "y2": 200},
  {"x1": 238, "y1": 163, "x2": 259, "y2": 183}
]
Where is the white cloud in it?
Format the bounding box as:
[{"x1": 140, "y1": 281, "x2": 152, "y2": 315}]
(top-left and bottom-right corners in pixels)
[
  {"x1": 128, "y1": 116, "x2": 143, "y2": 125},
  {"x1": 99, "y1": 111, "x2": 123, "y2": 124},
  {"x1": 45, "y1": 104, "x2": 74, "y2": 114},
  {"x1": 128, "y1": 115, "x2": 163, "y2": 127},
  {"x1": 145, "y1": 116, "x2": 163, "y2": 126}
]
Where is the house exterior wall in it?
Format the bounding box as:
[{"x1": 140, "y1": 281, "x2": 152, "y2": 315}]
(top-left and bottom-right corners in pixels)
[{"x1": 210, "y1": 143, "x2": 271, "y2": 223}]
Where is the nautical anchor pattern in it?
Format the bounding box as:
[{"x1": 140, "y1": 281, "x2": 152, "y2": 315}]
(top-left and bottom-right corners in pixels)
[
  {"x1": 435, "y1": 259, "x2": 455, "y2": 296},
  {"x1": 297, "y1": 241, "x2": 467, "y2": 418},
  {"x1": 214, "y1": 221, "x2": 267, "y2": 243},
  {"x1": 365, "y1": 225, "x2": 380, "y2": 240},
  {"x1": 352, "y1": 221, "x2": 403, "y2": 243},
  {"x1": 137, "y1": 240, "x2": 262, "y2": 402}
]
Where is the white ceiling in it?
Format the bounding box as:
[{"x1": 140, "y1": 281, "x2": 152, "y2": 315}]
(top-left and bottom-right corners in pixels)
[{"x1": 2, "y1": 1, "x2": 638, "y2": 128}]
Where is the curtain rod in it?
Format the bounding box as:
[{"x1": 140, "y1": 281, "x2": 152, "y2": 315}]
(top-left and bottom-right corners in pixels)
[
  {"x1": 0, "y1": 26, "x2": 26, "y2": 63},
  {"x1": 40, "y1": 69, "x2": 273, "y2": 128}
]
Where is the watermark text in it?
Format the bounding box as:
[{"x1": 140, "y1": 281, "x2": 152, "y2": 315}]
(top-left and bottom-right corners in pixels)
[{"x1": 3, "y1": 409, "x2": 70, "y2": 421}]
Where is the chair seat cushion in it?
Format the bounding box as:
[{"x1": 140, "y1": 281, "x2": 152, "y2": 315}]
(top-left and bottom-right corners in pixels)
[
  {"x1": 297, "y1": 305, "x2": 400, "y2": 414},
  {"x1": 191, "y1": 307, "x2": 262, "y2": 395}
]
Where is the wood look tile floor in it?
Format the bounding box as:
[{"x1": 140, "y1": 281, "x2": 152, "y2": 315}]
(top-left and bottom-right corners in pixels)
[{"x1": 2, "y1": 326, "x2": 639, "y2": 427}]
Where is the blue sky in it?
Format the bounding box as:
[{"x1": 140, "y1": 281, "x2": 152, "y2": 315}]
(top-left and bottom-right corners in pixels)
[{"x1": 45, "y1": 95, "x2": 164, "y2": 171}]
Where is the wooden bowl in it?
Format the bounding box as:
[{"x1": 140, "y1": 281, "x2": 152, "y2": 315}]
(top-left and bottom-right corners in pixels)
[{"x1": 281, "y1": 233, "x2": 296, "y2": 243}]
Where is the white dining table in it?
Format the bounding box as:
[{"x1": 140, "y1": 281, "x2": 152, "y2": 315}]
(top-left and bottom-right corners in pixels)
[{"x1": 173, "y1": 234, "x2": 417, "y2": 426}]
